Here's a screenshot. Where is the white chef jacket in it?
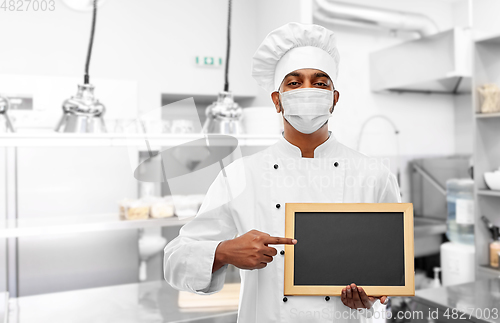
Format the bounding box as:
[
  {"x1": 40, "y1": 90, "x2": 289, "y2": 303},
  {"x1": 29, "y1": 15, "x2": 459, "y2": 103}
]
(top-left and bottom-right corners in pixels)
[{"x1": 164, "y1": 131, "x2": 402, "y2": 323}]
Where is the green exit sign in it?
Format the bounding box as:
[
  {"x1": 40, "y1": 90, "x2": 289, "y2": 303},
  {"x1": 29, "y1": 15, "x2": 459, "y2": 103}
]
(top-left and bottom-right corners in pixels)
[{"x1": 195, "y1": 56, "x2": 223, "y2": 67}]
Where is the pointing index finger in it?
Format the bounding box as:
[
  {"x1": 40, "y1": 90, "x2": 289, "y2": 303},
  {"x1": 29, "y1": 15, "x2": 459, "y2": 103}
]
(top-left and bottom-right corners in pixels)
[{"x1": 265, "y1": 236, "x2": 297, "y2": 245}]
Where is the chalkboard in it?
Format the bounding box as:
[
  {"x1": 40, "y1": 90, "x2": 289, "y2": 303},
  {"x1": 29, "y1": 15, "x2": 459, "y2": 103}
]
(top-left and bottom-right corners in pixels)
[{"x1": 284, "y1": 203, "x2": 414, "y2": 297}]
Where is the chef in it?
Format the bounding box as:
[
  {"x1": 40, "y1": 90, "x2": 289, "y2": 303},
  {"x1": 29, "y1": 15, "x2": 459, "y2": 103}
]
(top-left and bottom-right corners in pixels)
[{"x1": 164, "y1": 22, "x2": 401, "y2": 323}]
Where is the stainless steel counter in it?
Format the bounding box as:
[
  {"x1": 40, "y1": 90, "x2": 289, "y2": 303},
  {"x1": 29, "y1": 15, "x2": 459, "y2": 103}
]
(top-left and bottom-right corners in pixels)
[
  {"x1": 8, "y1": 281, "x2": 237, "y2": 323},
  {"x1": 415, "y1": 278, "x2": 500, "y2": 323}
]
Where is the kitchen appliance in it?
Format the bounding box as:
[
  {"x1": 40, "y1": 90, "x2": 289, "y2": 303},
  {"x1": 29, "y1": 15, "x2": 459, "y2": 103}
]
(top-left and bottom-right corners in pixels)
[
  {"x1": 55, "y1": 0, "x2": 107, "y2": 133},
  {"x1": 410, "y1": 155, "x2": 471, "y2": 257},
  {"x1": 440, "y1": 242, "x2": 475, "y2": 286},
  {"x1": 0, "y1": 95, "x2": 15, "y2": 132},
  {"x1": 202, "y1": 0, "x2": 243, "y2": 135},
  {"x1": 370, "y1": 27, "x2": 472, "y2": 94},
  {"x1": 411, "y1": 155, "x2": 472, "y2": 219}
]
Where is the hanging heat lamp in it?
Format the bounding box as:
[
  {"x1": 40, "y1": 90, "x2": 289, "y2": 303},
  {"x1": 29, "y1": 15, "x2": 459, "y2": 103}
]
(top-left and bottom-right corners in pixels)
[
  {"x1": 202, "y1": 0, "x2": 243, "y2": 134},
  {"x1": 55, "y1": 0, "x2": 106, "y2": 133},
  {"x1": 0, "y1": 95, "x2": 15, "y2": 132}
]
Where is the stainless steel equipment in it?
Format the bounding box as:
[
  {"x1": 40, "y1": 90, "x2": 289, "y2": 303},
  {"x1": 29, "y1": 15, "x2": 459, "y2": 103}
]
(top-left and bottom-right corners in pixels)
[
  {"x1": 370, "y1": 27, "x2": 472, "y2": 94},
  {"x1": 202, "y1": 91, "x2": 243, "y2": 134},
  {"x1": 411, "y1": 155, "x2": 472, "y2": 219},
  {"x1": 55, "y1": 0, "x2": 107, "y2": 133},
  {"x1": 202, "y1": 1, "x2": 243, "y2": 135},
  {"x1": 55, "y1": 84, "x2": 106, "y2": 133},
  {"x1": 410, "y1": 155, "x2": 472, "y2": 257},
  {"x1": 0, "y1": 95, "x2": 15, "y2": 132}
]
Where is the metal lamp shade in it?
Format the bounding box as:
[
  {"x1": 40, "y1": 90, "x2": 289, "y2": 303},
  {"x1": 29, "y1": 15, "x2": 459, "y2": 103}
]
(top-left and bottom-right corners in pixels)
[
  {"x1": 202, "y1": 91, "x2": 243, "y2": 134},
  {"x1": 55, "y1": 84, "x2": 107, "y2": 133},
  {"x1": 0, "y1": 95, "x2": 15, "y2": 132}
]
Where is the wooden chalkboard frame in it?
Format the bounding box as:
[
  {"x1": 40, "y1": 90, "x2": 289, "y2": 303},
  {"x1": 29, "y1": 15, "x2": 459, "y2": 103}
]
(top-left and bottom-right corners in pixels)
[{"x1": 284, "y1": 203, "x2": 414, "y2": 297}]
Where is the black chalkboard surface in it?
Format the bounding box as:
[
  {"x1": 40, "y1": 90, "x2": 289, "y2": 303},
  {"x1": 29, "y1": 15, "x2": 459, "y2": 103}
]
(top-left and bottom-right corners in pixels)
[{"x1": 284, "y1": 203, "x2": 414, "y2": 297}]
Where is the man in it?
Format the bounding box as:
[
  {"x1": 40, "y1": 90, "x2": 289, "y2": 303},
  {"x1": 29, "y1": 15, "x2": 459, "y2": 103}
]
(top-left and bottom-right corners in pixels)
[{"x1": 164, "y1": 22, "x2": 401, "y2": 323}]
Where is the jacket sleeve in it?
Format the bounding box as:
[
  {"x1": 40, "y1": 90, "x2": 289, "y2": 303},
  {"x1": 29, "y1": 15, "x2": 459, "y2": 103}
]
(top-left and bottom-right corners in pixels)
[
  {"x1": 378, "y1": 171, "x2": 402, "y2": 203},
  {"x1": 358, "y1": 299, "x2": 387, "y2": 320},
  {"x1": 163, "y1": 170, "x2": 238, "y2": 295}
]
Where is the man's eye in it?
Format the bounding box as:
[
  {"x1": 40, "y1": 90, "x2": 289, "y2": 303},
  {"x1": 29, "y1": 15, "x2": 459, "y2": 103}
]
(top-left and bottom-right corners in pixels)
[
  {"x1": 315, "y1": 82, "x2": 327, "y2": 86},
  {"x1": 288, "y1": 82, "x2": 299, "y2": 86}
]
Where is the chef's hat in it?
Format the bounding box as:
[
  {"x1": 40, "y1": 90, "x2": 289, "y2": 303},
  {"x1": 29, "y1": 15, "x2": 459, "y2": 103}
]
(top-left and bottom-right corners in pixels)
[{"x1": 252, "y1": 22, "x2": 340, "y2": 93}]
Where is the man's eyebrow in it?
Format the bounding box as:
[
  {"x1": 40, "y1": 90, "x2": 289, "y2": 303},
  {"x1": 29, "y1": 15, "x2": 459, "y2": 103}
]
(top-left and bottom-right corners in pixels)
[
  {"x1": 284, "y1": 72, "x2": 302, "y2": 78},
  {"x1": 313, "y1": 72, "x2": 330, "y2": 79}
]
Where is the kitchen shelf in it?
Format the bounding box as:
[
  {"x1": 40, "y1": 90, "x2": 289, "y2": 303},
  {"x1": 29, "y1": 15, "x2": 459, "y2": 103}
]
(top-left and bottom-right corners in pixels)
[
  {"x1": 473, "y1": 11, "x2": 500, "y2": 280},
  {"x1": 475, "y1": 112, "x2": 500, "y2": 119},
  {"x1": 0, "y1": 213, "x2": 192, "y2": 238},
  {"x1": 0, "y1": 133, "x2": 281, "y2": 148},
  {"x1": 477, "y1": 189, "x2": 500, "y2": 197}
]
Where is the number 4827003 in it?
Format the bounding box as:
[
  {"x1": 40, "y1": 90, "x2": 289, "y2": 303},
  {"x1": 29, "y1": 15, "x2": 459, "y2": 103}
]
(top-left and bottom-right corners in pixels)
[
  {"x1": 1, "y1": 0, "x2": 55, "y2": 11},
  {"x1": 443, "y1": 307, "x2": 499, "y2": 320}
]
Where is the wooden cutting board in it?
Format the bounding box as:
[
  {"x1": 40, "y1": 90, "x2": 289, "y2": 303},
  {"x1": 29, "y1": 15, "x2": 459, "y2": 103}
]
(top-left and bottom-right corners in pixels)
[{"x1": 178, "y1": 283, "x2": 240, "y2": 309}]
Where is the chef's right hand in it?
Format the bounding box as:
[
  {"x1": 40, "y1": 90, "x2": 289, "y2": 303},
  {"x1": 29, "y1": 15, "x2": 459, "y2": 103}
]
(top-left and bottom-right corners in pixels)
[{"x1": 212, "y1": 229, "x2": 297, "y2": 272}]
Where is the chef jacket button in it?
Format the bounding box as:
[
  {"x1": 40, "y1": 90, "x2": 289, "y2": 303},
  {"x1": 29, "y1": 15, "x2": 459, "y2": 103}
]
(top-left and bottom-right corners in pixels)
[
  {"x1": 276, "y1": 203, "x2": 280, "y2": 209},
  {"x1": 334, "y1": 162, "x2": 339, "y2": 167},
  {"x1": 325, "y1": 296, "x2": 330, "y2": 301},
  {"x1": 273, "y1": 164, "x2": 279, "y2": 169},
  {"x1": 283, "y1": 297, "x2": 288, "y2": 302},
  {"x1": 280, "y1": 250, "x2": 285, "y2": 255}
]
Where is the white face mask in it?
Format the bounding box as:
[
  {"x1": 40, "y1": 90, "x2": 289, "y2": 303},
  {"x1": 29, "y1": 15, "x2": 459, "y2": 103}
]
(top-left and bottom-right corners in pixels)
[{"x1": 279, "y1": 88, "x2": 334, "y2": 134}]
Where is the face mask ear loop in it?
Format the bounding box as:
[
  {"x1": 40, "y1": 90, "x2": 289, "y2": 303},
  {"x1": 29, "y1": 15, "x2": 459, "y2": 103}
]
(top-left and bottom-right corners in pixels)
[
  {"x1": 330, "y1": 87, "x2": 337, "y2": 113},
  {"x1": 278, "y1": 91, "x2": 285, "y2": 115}
]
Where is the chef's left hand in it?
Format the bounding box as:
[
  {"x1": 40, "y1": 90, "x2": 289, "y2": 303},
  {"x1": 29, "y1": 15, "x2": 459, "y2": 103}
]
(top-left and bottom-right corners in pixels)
[{"x1": 341, "y1": 283, "x2": 387, "y2": 310}]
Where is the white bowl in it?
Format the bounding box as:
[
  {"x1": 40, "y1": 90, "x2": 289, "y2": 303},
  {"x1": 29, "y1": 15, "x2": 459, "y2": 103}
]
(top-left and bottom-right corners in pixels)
[{"x1": 484, "y1": 171, "x2": 500, "y2": 190}]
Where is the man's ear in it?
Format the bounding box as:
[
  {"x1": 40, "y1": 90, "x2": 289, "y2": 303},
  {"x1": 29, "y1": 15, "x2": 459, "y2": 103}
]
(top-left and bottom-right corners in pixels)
[
  {"x1": 271, "y1": 91, "x2": 282, "y2": 113},
  {"x1": 330, "y1": 90, "x2": 340, "y2": 113}
]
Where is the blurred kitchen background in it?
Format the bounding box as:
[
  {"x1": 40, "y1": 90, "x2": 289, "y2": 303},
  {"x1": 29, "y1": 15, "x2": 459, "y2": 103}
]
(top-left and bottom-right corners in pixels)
[{"x1": 1, "y1": 0, "x2": 500, "y2": 322}]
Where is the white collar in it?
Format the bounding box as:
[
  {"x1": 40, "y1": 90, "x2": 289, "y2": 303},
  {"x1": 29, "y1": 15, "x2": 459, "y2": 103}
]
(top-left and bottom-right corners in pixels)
[{"x1": 275, "y1": 131, "x2": 338, "y2": 158}]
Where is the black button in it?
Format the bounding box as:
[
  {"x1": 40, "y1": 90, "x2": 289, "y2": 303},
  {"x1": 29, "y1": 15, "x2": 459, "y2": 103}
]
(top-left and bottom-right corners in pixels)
[
  {"x1": 283, "y1": 297, "x2": 288, "y2": 302},
  {"x1": 334, "y1": 162, "x2": 339, "y2": 167},
  {"x1": 280, "y1": 250, "x2": 285, "y2": 255},
  {"x1": 325, "y1": 296, "x2": 330, "y2": 301},
  {"x1": 276, "y1": 203, "x2": 281, "y2": 209},
  {"x1": 274, "y1": 164, "x2": 279, "y2": 169}
]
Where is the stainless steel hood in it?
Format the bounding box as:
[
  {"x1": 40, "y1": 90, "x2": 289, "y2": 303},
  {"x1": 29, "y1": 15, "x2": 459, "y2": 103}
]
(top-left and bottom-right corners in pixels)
[
  {"x1": 370, "y1": 27, "x2": 472, "y2": 94},
  {"x1": 314, "y1": 0, "x2": 439, "y2": 37}
]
